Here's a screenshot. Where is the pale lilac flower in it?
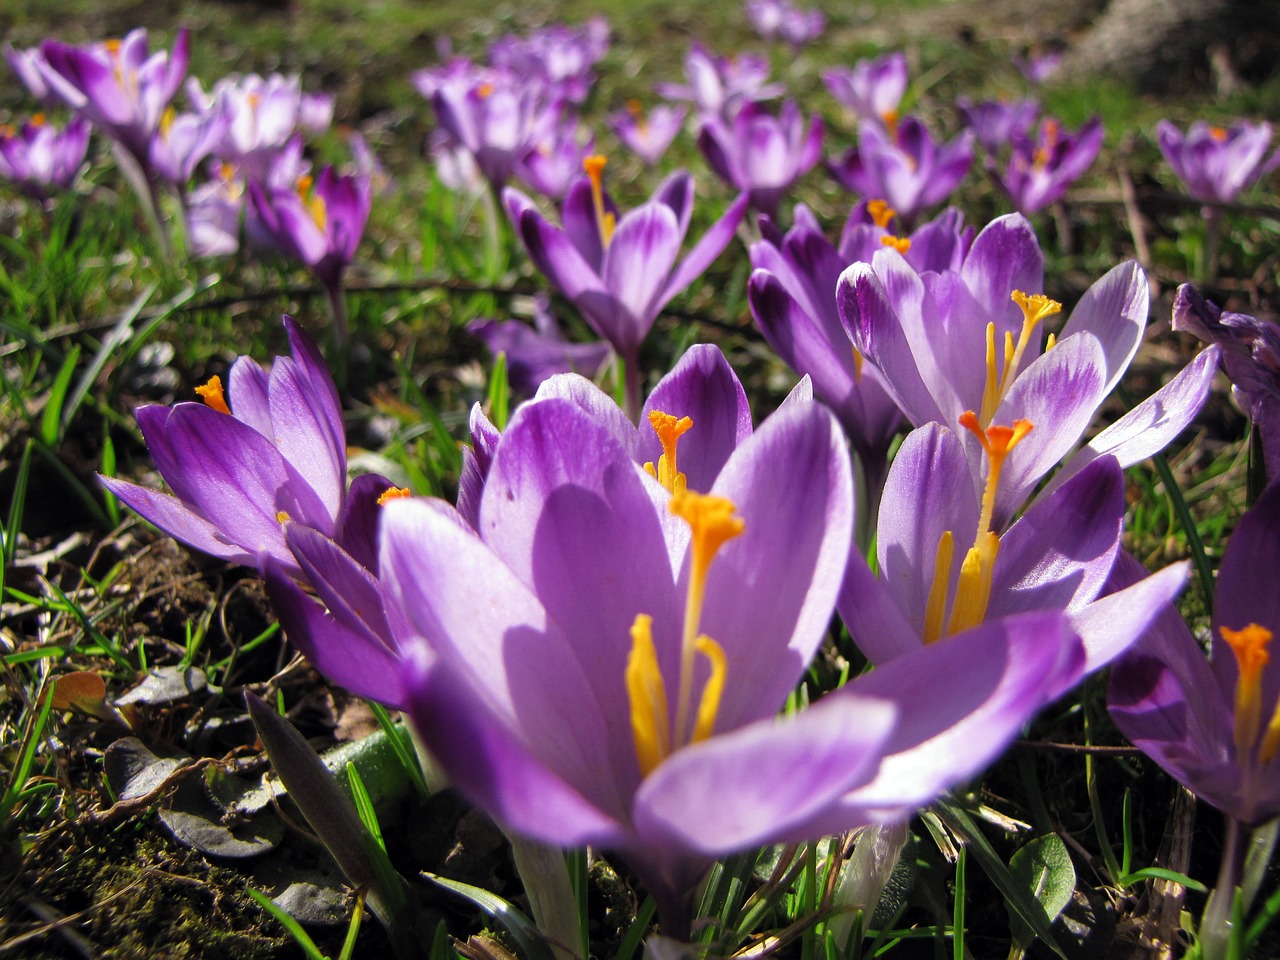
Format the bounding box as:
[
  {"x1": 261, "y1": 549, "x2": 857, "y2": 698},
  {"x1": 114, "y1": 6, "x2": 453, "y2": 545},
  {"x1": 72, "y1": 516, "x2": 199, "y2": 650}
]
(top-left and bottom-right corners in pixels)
[
  {"x1": 996, "y1": 116, "x2": 1102, "y2": 215},
  {"x1": 828, "y1": 115, "x2": 973, "y2": 226},
  {"x1": 1156, "y1": 120, "x2": 1280, "y2": 205},
  {"x1": 99, "y1": 318, "x2": 387, "y2": 578},
  {"x1": 1013, "y1": 49, "x2": 1062, "y2": 85},
  {"x1": 822, "y1": 52, "x2": 908, "y2": 130},
  {"x1": 698, "y1": 100, "x2": 823, "y2": 219},
  {"x1": 0, "y1": 115, "x2": 90, "y2": 201},
  {"x1": 488, "y1": 18, "x2": 609, "y2": 104},
  {"x1": 38, "y1": 28, "x2": 190, "y2": 167},
  {"x1": 148, "y1": 105, "x2": 227, "y2": 185},
  {"x1": 516, "y1": 108, "x2": 596, "y2": 200},
  {"x1": 837, "y1": 214, "x2": 1219, "y2": 526},
  {"x1": 386, "y1": 376, "x2": 1085, "y2": 936},
  {"x1": 4, "y1": 43, "x2": 56, "y2": 105},
  {"x1": 656, "y1": 43, "x2": 784, "y2": 119},
  {"x1": 609, "y1": 101, "x2": 686, "y2": 166},
  {"x1": 186, "y1": 164, "x2": 243, "y2": 257}
]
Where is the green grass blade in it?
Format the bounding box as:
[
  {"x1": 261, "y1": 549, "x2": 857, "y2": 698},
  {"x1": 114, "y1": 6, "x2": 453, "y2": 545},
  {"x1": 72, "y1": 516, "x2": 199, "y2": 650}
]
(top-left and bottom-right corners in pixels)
[{"x1": 246, "y1": 888, "x2": 330, "y2": 960}]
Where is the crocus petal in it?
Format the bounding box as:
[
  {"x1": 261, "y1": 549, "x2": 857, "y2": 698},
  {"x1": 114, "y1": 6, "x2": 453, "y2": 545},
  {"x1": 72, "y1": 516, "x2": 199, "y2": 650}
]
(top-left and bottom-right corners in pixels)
[
  {"x1": 837, "y1": 548, "x2": 925, "y2": 663},
  {"x1": 227, "y1": 356, "x2": 272, "y2": 436},
  {"x1": 1058, "y1": 260, "x2": 1148, "y2": 396},
  {"x1": 1041, "y1": 345, "x2": 1219, "y2": 498},
  {"x1": 831, "y1": 611, "x2": 1081, "y2": 820},
  {"x1": 632, "y1": 693, "x2": 897, "y2": 855},
  {"x1": 657, "y1": 192, "x2": 749, "y2": 311},
  {"x1": 958, "y1": 213, "x2": 1044, "y2": 338},
  {"x1": 532, "y1": 374, "x2": 639, "y2": 460},
  {"x1": 639, "y1": 344, "x2": 752, "y2": 492},
  {"x1": 99, "y1": 476, "x2": 252, "y2": 565},
  {"x1": 407, "y1": 650, "x2": 628, "y2": 846},
  {"x1": 601, "y1": 203, "x2": 682, "y2": 348},
  {"x1": 1060, "y1": 560, "x2": 1188, "y2": 693},
  {"x1": 700, "y1": 403, "x2": 855, "y2": 728},
  {"x1": 991, "y1": 456, "x2": 1124, "y2": 619},
  {"x1": 875, "y1": 423, "x2": 979, "y2": 637}
]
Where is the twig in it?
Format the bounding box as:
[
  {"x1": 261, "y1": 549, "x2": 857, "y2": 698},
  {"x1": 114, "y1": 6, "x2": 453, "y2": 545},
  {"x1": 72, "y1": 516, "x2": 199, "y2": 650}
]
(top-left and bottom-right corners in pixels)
[
  {"x1": 0, "y1": 882, "x2": 142, "y2": 955},
  {"x1": 1014, "y1": 740, "x2": 1141, "y2": 756}
]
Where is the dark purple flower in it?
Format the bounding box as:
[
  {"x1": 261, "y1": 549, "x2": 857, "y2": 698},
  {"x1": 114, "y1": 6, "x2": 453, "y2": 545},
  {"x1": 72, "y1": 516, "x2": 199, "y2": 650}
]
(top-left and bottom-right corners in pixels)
[
  {"x1": 504, "y1": 162, "x2": 747, "y2": 411},
  {"x1": 697, "y1": 100, "x2": 823, "y2": 219},
  {"x1": 996, "y1": 116, "x2": 1102, "y2": 215},
  {"x1": 1156, "y1": 119, "x2": 1280, "y2": 205},
  {"x1": 822, "y1": 52, "x2": 908, "y2": 131},
  {"x1": 0, "y1": 114, "x2": 89, "y2": 201},
  {"x1": 828, "y1": 116, "x2": 973, "y2": 226},
  {"x1": 1110, "y1": 481, "x2": 1280, "y2": 826},
  {"x1": 5, "y1": 43, "x2": 57, "y2": 105},
  {"x1": 1174, "y1": 284, "x2": 1280, "y2": 483}
]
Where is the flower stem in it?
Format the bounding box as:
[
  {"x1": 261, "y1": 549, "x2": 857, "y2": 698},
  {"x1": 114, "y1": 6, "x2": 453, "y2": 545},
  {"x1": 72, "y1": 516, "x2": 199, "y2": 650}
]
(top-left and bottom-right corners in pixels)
[{"x1": 1200, "y1": 815, "x2": 1245, "y2": 960}]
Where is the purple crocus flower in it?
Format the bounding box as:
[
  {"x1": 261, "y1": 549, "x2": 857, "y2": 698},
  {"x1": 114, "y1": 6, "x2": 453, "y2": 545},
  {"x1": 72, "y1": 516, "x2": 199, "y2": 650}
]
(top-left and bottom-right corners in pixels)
[
  {"x1": 745, "y1": 0, "x2": 825, "y2": 47},
  {"x1": 828, "y1": 116, "x2": 974, "y2": 226},
  {"x1": 4, "y1": 43, "x2": 57, "y2": 105},
  {"x1": 515, "y1": 107, "x2": 596, "y2": 200},
  {"x1": 655, "y1": 43, "x2": 784, "y2": 119},
  {"x1": 248, "y1": 156, "x2": 372, "y2": 341},
  {"x1": 609, "y1": 100, "x2": 686, "y2": 166},
  {"x1": 488, "y1": 17, "x2": 609, "y2": 105},
  {"x1": 384, "y1": 377, "x2": 1086, "y2": 936},
  {"x1": 188, "y1": 72, "x2": 335, "y2": 184},
  {"x1": 1012, "y1": 49, "x2": 1062, "y2": 85},
  {"x1": 746, "y1": 203, "x2": 906, "y2": 499},
  {"x1": 1156, "y1": 119, "x2": 1280, "y2": 205},
  {"x1": 38, "y1": 28, "x2": 190, "y2": 168},
  {"x1": 185, "y1": 168, "x2": 243, "y2": 257},
  {"x1": 468, "y1": 295, "x2": 614, "y2": 395},
  {"x1": 838, "y1": 420, "x2": 1188, "y2": 693},
  {"x1": 148, "y1": 105, "x2": 227, "y2": 186},
  {"x1": 996, "y1": 116, "x2": 1102, "y2": 215},
  {"x1": 956, "y1": 96, "x2": 1039, "y2": 157},
  {"x1": 1174, "y1": 284, "x2": 1280, "y2": 485},
  {"x1": 834, "y1": 197, "x2": 973, "y2": 271},
  {"x1": 837, "y1": 214, "x2": 1220, "y2": 527},
  {"x1": 413, "y1": 60, "x2": 547, "y2": 188},
  {"x1": 697, "y1": 100, "x2": 823, "y2": 220},
  {"x1": 504, "y1": 162, "x2": 748, "y2": 415},
  {"x1": 822, "y1": 52, "x2": 908, "y2": 130},
  {"x1": 0, "y1": 115, "x2": 90, "y2": 201},
  {"x1": 99, "y1": 317, "x2": 389, "y2": 579},
  {"x1": 1110, "y1": 481, "x2": 1280, "y2": 828}
]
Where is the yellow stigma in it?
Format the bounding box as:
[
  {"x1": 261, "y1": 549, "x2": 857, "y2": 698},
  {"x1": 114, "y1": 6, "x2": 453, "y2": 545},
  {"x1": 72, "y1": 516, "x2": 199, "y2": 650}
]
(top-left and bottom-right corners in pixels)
[
  {"x1": 851, "y1": 345, "x2": 865, "y2": 384},
  {"x1": 670, "y1": 491, "x2": 743, "y2": 745},
  {"x1": 276, "y1": 510, "x2": 291, "y2": 524},
  {"x1": 195, "y1": 375, "x2": 231, "y2": 414},
  {"x1": 642, "y1": 410, "x2": 693, "y2": 495},
  {"x1": 583, "y1": 154, "x2": 616, "y2": 248},
  {"x1": 247, "y1": 91, "x2": 262, "y2": 111},
  {"x1": 626, "y1": 98, "x2": 649, "y2": 136},
  {"x1": 476, "y1": 82, "x2": 494, "y2": 99},
  {"x1": 921, "y1": 411, "x2": 1035, "y2": 637},
  {"x1": 159, "y1": 105, "x2": 175, "y2": 138},
  {"x1": 977, "y1": 291, "x2": 1061, "y2": 427},
  {"x1": 295, "y1": 175, "x2": 327, "y2": 231},
  {"x1": 31, "y1": 113, "x2": 46, "y2": 127},
  {"x1": 1223, "y1": 623, "x2": 1273, "y2": 760},
  {"x1": 1209, "y1": 126, "x2": 1228, "y2": 142},
  {"x1": 104, "y1": 38, "x2": 122, "y2": 55},
  {"x1": 1033, "y1": 119, "x2": 1060, "y2": 168},
  {"x1": 377, "y1": 486, "x2": 412, "y2": 506},
  {"x1": 880, "y1": 235, "x2": 911, "y2": 254},
  {"x1": 866, "y1": 199, "x2": 895, "y2": 229},
  {"x1": 881, "y1": 109, "x2": 899, "y2": 138},
  {"x1": 0, "y1": 124, "x2": 13, "y2": 138}
]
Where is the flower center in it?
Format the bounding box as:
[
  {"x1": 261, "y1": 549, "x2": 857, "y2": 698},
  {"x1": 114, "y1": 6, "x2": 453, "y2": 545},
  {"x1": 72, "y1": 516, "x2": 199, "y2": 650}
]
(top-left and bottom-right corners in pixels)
[
  {"x1": 296, "y1": 175, "x2": 327, "y2": 231},
  {"x1": 626, "y1": 490, "x2": 743, "y2": 776},
  {"x1": 922, "y1": 413, "x2": 1033, "y2": 642},
  {"x1": 583, "y1": 154, "x2": 616, "y2": 248},
  {"x1": 626, "y1": 98, "x2": 649, "y2": 138},
  {"x1": 880, "y1": 109, "x2": 899, "y2": 139},
  {"x1": 377, "y1": 486, "x2": 412, "y2": 506},
  {"x1": 1222, "y1": 623, "x2": 1280, "y2": 764},
  {"x1": 867, "y1": 199, "x2": 911, "y2": 253},
  {"x1": 1032, "y1": 119, "x2": 1060, "y2": 169},
  {"x1": 643, "y1": 410, "x2": 693, "y2": 495},
  {"x1": 1209, "y1": 126, "x2": 1228, "y2": 142},
  {"x1": 195, "y1": 375, "x2": 231, "y2": 414},
  {"x1": 977, "y1": 290, "x2": 1061, "y2": 428}
]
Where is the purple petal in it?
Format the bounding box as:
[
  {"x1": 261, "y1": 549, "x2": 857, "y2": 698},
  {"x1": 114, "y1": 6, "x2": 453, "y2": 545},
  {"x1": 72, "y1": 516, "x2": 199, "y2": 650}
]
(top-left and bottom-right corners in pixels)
[
  {"x1": 657, "y1": 192, "x2": 749, "y2": 311},
  {"x1": 1058, "y1": 260, "x2": 1148, "y2": 396}
]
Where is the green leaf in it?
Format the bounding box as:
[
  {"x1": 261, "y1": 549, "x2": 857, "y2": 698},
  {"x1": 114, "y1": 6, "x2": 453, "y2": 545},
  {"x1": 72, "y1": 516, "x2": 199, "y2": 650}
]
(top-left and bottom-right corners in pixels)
[
  {"x1": 421, "y1": 871, "x2": 555, "y2": 960},
  {"x1": 1007, "y1": 834, "x2": 1076, "y2": 950},
  {"x1": 246, "y1": 888, "x2": 330, "y2": 960},
  {"x1": 935, "y1": 802, "x2": 1068, "y2": 959},
  {"x1": 41, "y1": 344, "x2": 81, "y2": 446}
]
